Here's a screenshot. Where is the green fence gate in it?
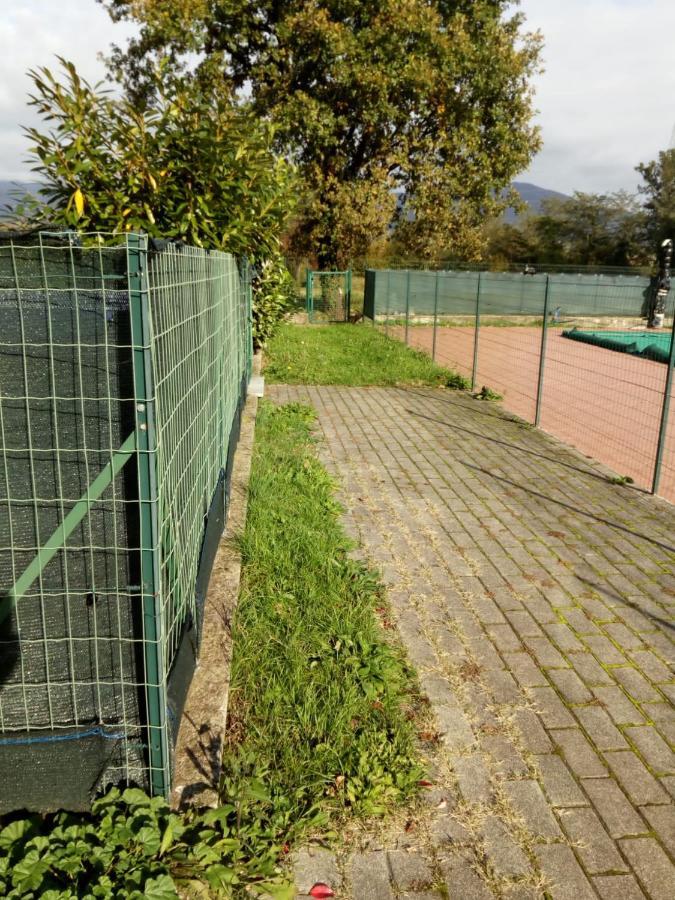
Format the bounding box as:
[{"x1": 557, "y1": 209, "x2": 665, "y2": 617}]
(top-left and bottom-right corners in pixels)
[
  {"x1": 0, "y1": 231, "x2": 252, "y2": 811},
  {"x1": 306, "y1": 269, "x2": 352, "y2": 322}
]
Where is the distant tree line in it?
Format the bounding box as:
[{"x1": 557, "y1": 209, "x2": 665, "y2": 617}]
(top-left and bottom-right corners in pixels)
[{"x1": 484, "y1": 150, "x2": 675, "y2": 271}]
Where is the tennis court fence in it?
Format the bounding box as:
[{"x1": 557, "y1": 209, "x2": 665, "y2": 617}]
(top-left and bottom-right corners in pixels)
[{"x1": 364, "y1": 268, "x2": 675, "y2": 503}]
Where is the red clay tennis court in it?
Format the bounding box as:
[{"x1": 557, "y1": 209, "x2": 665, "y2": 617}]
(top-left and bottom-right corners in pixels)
[{"x1": 386, "y1": 324, "x2": 675, "y2": 504}]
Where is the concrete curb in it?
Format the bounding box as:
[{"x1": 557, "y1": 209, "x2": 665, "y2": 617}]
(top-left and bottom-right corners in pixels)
[{"x1": 171, "y1": 353, "x2": 263, "y2": 809}]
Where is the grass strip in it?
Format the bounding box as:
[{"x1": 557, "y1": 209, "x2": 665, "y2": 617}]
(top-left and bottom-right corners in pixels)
[
  {"x1": 264, "y1": 323, "x2": 468, "y2": 387},
  {"x1": 225, "y1": 399, "x2": 423, "y2": 823}
]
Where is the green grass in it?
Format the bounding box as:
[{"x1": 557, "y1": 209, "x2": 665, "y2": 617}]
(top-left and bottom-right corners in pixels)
[
  {"x1": 226, "y1": 401, "x2": 423, "y2": 820},
  {"x1": 264, "y1": 323, "x2": 468, "y2": 388}
]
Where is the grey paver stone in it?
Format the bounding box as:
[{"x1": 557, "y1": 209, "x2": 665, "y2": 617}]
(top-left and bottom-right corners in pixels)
[
  {"x1": 592, "y1": 874, "x2": 647, "y2": 899},
  {"x1": 618, "y1": 837, "x2": 675, "y2": 900},
  {"x1": 628, "y1": 650, "x2": 673, "y2": 684},
  {"x1": 551, "y1": 728, "x2": 608, "y2": 778},
  {"x1": 482, "y1": 667, "x2": 521, "y2": 704},
  {"x1": 544, "y1": 622, "x2": 585, "y2": 652},
  {"x1": 563, "y1": 608, "x2": 601, "y2": 635},
  {"x1": 502, "y1": 651, "x2": 549, "y2": 687},
  {"x1": 294, "y1": 847, "x2": 342, "y2": 896},
  {"x1": 575, "y1": 705, "x2": 629, "y2": 751},
  {"x1": 350, "y1": 851, "x2": 394, "y2": 900},
  {"x1": 611, "y1": 667, "x2": 661, "y2": 703},
  {"x1": 581, "y1": 778, "x2": 648, "y2": 838},
  {"x1": 582, "y1": 635, "x2": 628, "y2": 665},
  {"x1": 527, "y1": 685, "x2": 576, "y2": 728},
  {"x1": 640, "y1": 804, "x2": 675, "y2": 857},
  {"x1": 503, "y1": 779, "x2": 562, "y2": 838},
  {"x1": 604, "y1": 751, "x2": 669, "y2": 806},
  {"x1": 556, "y1": 806, "x2": 627, "y2": 874},
  {"x1": 603, "y1": 622, "x2": 646, "y2": 651},
  {"x1": 514, "y1": 706, "x2": 553, "y2": 754},
  {"x1": 523, "y1": 637, "x2": 569, "y2": 669},
  {"x1": 481, "y1": 816, "x2": 531, "y2": 878},
  {"x1": 625, "y1": 726, "x2": 675, "y2": 775},
  {"x1": 569, "y1": 652, "x2": 614, "y2": 686},
  {"x1": 480, "y1": 734, "x2": 529, "y2": 777},
  {"x1": 661, "y1": 775, "x2": 675, "y2": 800},
  {"x1": 387, "y1": 850, "x2": 434, "y2": 892},
  {"x1": 548, "y1": 668, "x2": 594, "y2": 704},
  {"x1": 642, "y1": 702, "x2": 675, "y2": 745},
  {"x1": 534, "y1": 844, "x2": 597, "y2": 900},
  {"x1": 453, "y1": 754, "x2": 493, "y2": 805},
  {"x1": 430, "y1": 811, "x2": 473, "y2": 849},
  {"x1": 487, "y1": 623, "x2": 523, "y2": 653},
  {"x1": 435, "y1": 705, "x2": 476, "y2": 751},
  {"x1": 440, "y1": 852, "x2": 495, "y2": 899},
  {"x1": 420, "y1": 672, "x2": 457, "y2": 706},
  {"x1": 537, "y1": 754, "x2": 588, "y2": 807},
  {"x1": 591, "y1": 685, "x2": 646, "y2": 725}
]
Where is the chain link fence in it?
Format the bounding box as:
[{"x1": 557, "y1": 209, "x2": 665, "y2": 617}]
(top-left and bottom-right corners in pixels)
[
  {"x1": 364, "y1": 268, "x2": 675, "y2": 502},
  {"x1": 0, "y1": 231, "x2": 252, "y2": 811}
]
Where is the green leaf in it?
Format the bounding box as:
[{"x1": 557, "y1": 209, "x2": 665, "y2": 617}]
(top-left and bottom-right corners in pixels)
[{"x1": 142, "y1": 874, "x2": 179, "y2": 900}]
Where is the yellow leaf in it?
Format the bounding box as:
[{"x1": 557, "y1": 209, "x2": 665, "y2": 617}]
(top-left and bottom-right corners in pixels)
[
  {"x1": 73, "y1": 188, "x2": 84, "y2": 218},
  {"x1": 148, "y1": 174, "x2": 157, "y2": 191}
]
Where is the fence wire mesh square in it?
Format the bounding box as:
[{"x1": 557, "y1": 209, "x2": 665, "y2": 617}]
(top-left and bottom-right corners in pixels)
[{"x1": 0, "y1": 231, "x2": 251, "y2": 810}]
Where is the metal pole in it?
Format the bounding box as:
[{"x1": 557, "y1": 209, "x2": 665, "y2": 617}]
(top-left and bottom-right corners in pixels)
[
  {"x1": 385, "y1": 270, "x2": 391, "y2": 336},
  {"x1": 432, "y1": 271, "x2": 440, "y2": 362},
  {"x1": 127, "y1": 232, "x2": 168, "y2": 798},
  {"x1": 471, "y1": 272, "x2": 482, "y2": 391},
  {"x1": 346, "y1": 269, "x2": 352, "y2": 321},
  {"x1": 652, "y1": 310, "x2": 675, "y2": 495},
  {"x1": 405, "y1": 270, "x2": 411, "y2": 344},
  {"x1": 535, "y1": 275, "x2": 551, "y2": 427},
  {"x1": 305, "y1": 268, "x2": 312, "y2": 323}
]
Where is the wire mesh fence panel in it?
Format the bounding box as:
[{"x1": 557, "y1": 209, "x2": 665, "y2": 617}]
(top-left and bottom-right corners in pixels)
[
  {"x1": 365, "y1": 267, "x2": 675, "y2": 501},
  {"x1": 307, "y1": 270, "x2": 350, "y2": 322},
  {"x1": 538, "y1": 278, "x2": 671, "y2": 494},
  {"x1": 473, "y1": 273, "x2": 548, "y2": 421},
  {"x1": 0, "y1": 232, "x2": 251, "y2": 812},
  {"x1": 0, "y1": 232, "x2": 145, "y2": 811}
]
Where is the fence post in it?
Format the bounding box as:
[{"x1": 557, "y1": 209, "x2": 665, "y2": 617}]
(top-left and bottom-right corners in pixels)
[
  {"x1": 535, "y1": 275, "x2": 551, "y2": 427},
  {"x1": 652, "y1": 314, "x2": 675, "y2": 495},
  {"x1": 127, "y1": 233, "x2": 168, "y2": 798},
  {"x1": 385, "y1": 270, "x2": 391, "y2": 336},
  {"x1": 346, "y1": 269, "x2": 352, "y2": 321},
  {"x1": 405, "y1": 270, "x2": 411, "y2": 344},
  {"x1": 432, "y1": 272, "x2": 440, "y2": 362},
  {"x1": 305, "y1": 268, "x2": 312, "y2": 322},
  {"x1": 471, "y1": 272, "x2": 482, "y2": 391}
]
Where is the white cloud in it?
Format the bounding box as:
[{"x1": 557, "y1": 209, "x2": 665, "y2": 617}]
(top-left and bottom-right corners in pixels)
[
  {"x1": 0, "y1": 1, "x2": 136, "y2": 180},
  {"x1": 518, "y1": 0, "x2": 675, "y2": 194}
]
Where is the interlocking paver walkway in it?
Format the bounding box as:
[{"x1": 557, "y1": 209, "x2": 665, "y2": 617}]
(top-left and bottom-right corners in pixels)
[{"x1": 268, "y1": 384, "x2": 675, "y2": 899}]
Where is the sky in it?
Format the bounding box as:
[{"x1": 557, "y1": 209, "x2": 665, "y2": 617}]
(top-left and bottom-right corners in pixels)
[{"x1": 1, "y1": 0, "x2": 674, "y2": 196}]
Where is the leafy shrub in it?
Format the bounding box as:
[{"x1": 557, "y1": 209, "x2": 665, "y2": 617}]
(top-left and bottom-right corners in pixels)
[
  {"x1": 0, "y1": 782, "x2": 294, "y2": 899},
  {"x1": 252, "y1": 254, "x2": 297, "y2": 349}
]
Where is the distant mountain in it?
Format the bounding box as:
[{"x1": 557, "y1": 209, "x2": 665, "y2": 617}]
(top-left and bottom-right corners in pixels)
[
  {"x1": 504, "y1": 182, "x2": 569, "y2": 223},
  {"x1": 0, "y1": 180, "x2": 43, "y2": 218}
]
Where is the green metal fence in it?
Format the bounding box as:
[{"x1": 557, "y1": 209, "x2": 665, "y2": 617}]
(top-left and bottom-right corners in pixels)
[
  {"x1": 306, "y1": 269, "x2": 352, "y2": 322},
  {"x1": 0, "y1": 231, "x2": 252, "y2": 811},
  {"x1": 364, "y1": 267, "x2": 675, "y2": 504}
]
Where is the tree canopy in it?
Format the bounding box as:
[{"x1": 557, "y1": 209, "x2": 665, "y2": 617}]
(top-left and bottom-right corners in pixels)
[
  {"x1": 485, "y1": 191, "x2": 652, "y2": 270},
  {"x1": 101, "y1": 0, "x2": 543, "y2": 266},
  {"x1": 637, "y1": 148, "x2": 675, "y2": 247}
]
